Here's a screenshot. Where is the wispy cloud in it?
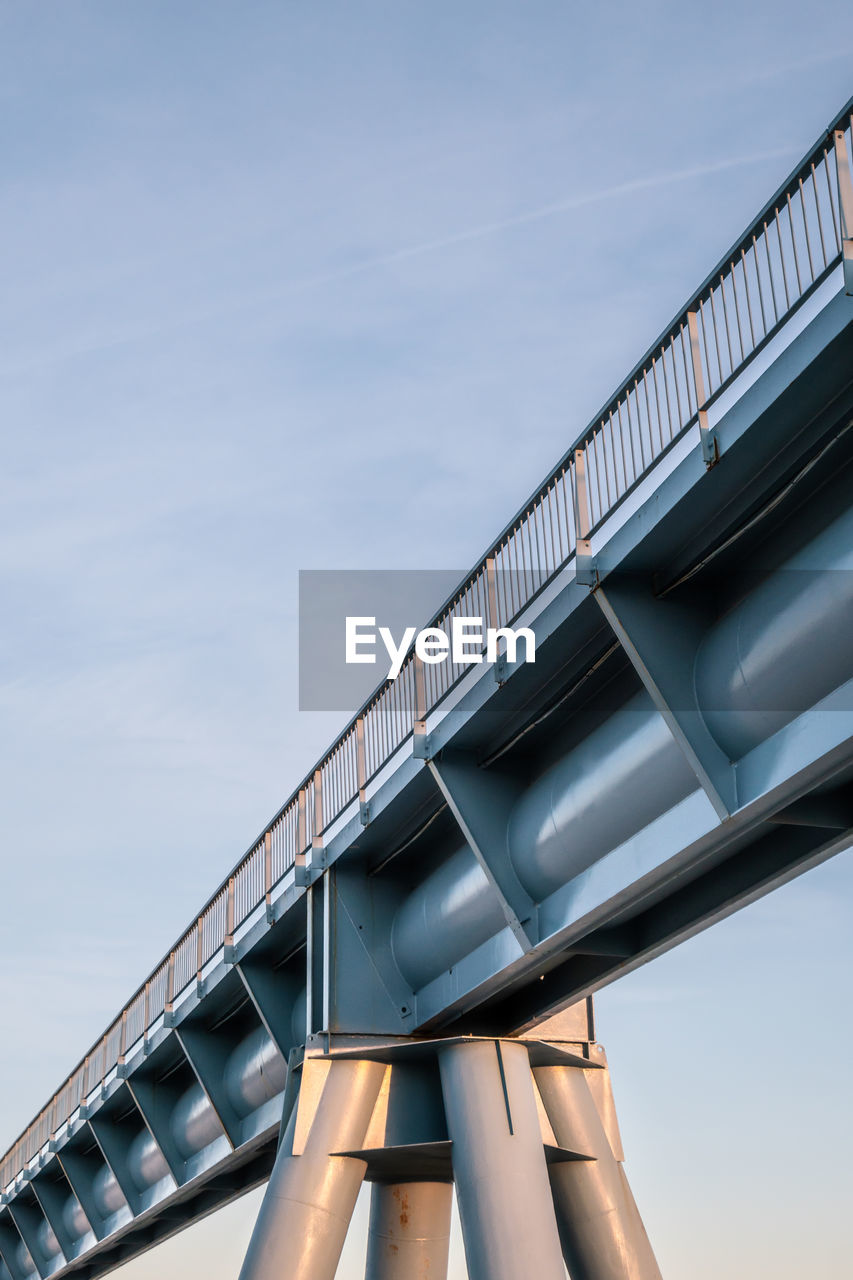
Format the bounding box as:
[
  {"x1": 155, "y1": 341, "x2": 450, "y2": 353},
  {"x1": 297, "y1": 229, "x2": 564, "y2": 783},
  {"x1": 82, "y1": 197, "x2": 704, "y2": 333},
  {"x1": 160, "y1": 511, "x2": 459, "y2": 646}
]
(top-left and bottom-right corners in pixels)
[
  {"x1": 736, "y1": 44, "x2": 853, "y2": 87},
  {"x1": 0, "y1": 146, "x2": 799, "y2": 378},
  {"x1": 295, "y1": 146, "x2": 799, "y2": 287}
]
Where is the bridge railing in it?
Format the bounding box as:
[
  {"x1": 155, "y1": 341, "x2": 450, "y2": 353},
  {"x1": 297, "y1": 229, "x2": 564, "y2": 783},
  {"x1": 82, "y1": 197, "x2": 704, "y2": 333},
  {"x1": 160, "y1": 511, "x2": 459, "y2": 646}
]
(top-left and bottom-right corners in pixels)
[{"x1": 2, "y1": 102, "x2": 851, "y2": 1198}]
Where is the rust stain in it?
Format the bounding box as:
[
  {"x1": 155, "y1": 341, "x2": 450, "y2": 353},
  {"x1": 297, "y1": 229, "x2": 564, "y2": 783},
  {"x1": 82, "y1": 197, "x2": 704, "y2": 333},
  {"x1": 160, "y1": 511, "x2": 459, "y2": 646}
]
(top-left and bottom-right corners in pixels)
[{"x1": 392, "y1": 1185, "x2": 410, "y2": 1226}]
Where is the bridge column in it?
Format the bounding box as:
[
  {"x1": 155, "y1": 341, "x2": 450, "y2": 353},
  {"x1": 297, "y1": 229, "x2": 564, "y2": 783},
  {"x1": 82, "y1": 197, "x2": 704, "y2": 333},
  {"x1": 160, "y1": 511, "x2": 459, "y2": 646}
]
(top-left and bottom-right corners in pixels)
[
  {"x1": 238, "y1": 1057, "x2": 386, "y2": 1280},
  {"x1": 438, "y1": 1039, "x2": 565, "y2": 1280},
  {"x1": 364, "y1": 1181, "x2": 452, "y2": 1280},
  {"x1": 534, "y1": 1064, "x2": 661, "y2": 1280}
]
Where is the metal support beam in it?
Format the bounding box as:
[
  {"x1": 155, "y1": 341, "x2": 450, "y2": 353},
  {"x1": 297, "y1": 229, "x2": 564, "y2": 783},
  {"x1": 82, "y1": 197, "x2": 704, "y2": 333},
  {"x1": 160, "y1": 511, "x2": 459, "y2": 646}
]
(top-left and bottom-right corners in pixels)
[
  {"x1": 364, "y1": 1181, "x2": 452, "y2": 1280},
  {"x1": 438, "y1": 1040, "x2": 565, "y2": 1280},
  {"x1": 428, "y1": 755, "x2": 537, "y2": 952},
  {"x1": 327, "y1": 866, "x2": 415, "y2": 1034},
  {"x1": 6, "y1": 1198, "x2": 58, "y2": 1280},
  {"x1": 767, "y1": 787, "x2": 853, "y2": 828},
  {"x1": 594, "y1": 578, "x2": 736, "y2": 816},
  {"x1": 53, "y1": 1153, "x2": 108, "y2": 1244},
  {"x1": 29, "y1": 1177, "x2": 83, "y2": 1264},
  {"x1": 0, "y1": 1215, "x2": 29, "y2": 1280},
  {"x1": 175, "y1": 1027, "x2": 242, "y2": 1149},
  {"x1": 534, "y1": 1063, "x2": 661, "y2": 1280},
  {"x1": 124, "y1": 1078, "x2": 190, "y2": 1189},
  {"x1": 306, "y1": 876, "x2": 328, "y2": 1037},
  {"x1": 235, "y1": 960, "x2": 302, "y2": 1059},
  {"x1": 238, "y1": 1058, "x2": 386, "y2": 1280},
  {"x1": 85, "y1": 1116, "x2": 144, "y2": 1218}
]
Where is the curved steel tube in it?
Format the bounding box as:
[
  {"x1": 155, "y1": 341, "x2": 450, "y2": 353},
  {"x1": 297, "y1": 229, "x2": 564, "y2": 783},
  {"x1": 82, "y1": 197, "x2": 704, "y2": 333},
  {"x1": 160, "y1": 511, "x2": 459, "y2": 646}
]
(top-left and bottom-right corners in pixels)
[{"x1": 393, "y1": 503, "x2": 853, "y2": 989}]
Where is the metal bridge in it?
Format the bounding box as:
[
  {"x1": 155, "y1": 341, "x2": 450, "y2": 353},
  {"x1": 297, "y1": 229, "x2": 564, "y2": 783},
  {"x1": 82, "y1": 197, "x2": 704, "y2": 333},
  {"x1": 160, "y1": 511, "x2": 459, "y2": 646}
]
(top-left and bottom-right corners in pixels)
[{"x1": 2, "y1": 94, "x2": 853, "y2": 1280}]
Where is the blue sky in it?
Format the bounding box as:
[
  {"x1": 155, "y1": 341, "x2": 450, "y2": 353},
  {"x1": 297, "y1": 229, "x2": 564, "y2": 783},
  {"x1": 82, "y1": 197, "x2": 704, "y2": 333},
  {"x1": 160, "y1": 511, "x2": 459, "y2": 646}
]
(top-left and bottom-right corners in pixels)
[{"x1": 1, "y1": 3, "x2": 852, "y2": 1276}]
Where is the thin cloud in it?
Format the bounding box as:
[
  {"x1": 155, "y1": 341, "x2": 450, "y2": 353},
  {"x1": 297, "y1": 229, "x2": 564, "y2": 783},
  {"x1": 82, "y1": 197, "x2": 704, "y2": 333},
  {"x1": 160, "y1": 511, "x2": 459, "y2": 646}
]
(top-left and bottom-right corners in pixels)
[
  {"x1": 0, "y1": 145, "x2": 799, "y2": 377},
  {"x1": 737, "y1": 45, "x2": 853, "y2": 87},
  {"x1": 295, "y1": 146, "x2": 800, "y2": 289}
]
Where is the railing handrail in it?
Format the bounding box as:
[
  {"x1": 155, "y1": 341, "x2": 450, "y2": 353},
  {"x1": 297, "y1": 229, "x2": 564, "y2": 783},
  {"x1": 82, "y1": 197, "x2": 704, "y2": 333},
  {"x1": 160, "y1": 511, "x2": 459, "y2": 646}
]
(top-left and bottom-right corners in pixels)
[
  {"x1": 3, "y1": 91, "x2": 852, "y2": 1194},
  {"x1": 453, "y1": 93, "x2": 853, "y2": 578}
]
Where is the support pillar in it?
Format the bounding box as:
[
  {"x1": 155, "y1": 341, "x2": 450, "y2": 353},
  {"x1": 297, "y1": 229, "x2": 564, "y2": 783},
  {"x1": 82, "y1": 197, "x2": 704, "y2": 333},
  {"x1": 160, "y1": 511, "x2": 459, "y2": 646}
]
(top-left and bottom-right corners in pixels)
[
  {"x1": 238, "y1": 1058, "x2": 386, "y2": 1280},
  {"x1": 534, "y1": 1065, "x2": 661, "y2": 1280},
  {"x1": 364, "y1": 1181, "x2": 452, "y2": 1280},
  {"x1": 438, "y1": 1040, "x2": 565, "y2": 1280}
]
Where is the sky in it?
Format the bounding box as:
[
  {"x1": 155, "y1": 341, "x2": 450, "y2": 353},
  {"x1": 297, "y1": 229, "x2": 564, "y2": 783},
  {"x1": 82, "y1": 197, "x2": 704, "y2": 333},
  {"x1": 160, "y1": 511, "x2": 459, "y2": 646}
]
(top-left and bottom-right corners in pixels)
[{"x1": 0, "y1": 2, "x2": 851, "y2": 1276}]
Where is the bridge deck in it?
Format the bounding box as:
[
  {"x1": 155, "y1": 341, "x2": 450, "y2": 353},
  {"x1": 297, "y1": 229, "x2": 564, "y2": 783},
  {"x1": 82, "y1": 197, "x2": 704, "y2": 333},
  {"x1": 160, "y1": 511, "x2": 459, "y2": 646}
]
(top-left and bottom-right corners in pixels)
[{"x1": 1, "y1": 95, "x2": 853, "y2": 1280}]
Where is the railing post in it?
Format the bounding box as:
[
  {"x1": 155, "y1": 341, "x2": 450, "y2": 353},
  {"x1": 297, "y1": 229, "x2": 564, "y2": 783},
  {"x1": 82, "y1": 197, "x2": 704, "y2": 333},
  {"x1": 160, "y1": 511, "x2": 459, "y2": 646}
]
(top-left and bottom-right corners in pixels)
[
  {"x1": 118, "y1": 1010, "x2": 128, "y2": 1077},
  {"x1": 687, "y1": 308, "x2": 719, "y2": 467},
  {"x1": 413, "y1": 656, "x2": 428, "y2": 759},
  {"x1": 164, "y1": 950, "x2": 176, "y2": 1026},
  {"x1": 224, "y1": 877, "x2": 236, "y2": 961},
  {"x1": 485, "y1": 555, "x2": 506, "y2": 683},
  {"x1": 99, "y1": 1034, "x2": 108, "y2": 1099},
  {"x1": 834, "y1": 124, "x2": 853, "y2": 295},
  {"x1": 295, "y1": 787, "x2": 309, "y2": 886},
  {"x1": 264, "y1": 830, "x2": 274, "y2": 921},
  {"x1": 356, "y1": 716, "x2": 369, "y2": 825},
  {"x1": 485, "y1": 556, "x2": 499, "y2": 632},
  {"x1": 80, "y1": 1056, "x2": 90, "y2": 1118},
  {"x1": 297, "y1": 787, "x2": 307, "y2": 853},
  {"x1": 573, "y1": 449, "x2": 596, "y2": 586},
  {"x1": 196, "y1": 915, "x2": 205, "y2": 992},
  {"x1": 143, "y1": 979, "x2": 151, "y2": 1053},
  {"x1": 312, "y1": 767, "x2": 325, "y2": 866}
]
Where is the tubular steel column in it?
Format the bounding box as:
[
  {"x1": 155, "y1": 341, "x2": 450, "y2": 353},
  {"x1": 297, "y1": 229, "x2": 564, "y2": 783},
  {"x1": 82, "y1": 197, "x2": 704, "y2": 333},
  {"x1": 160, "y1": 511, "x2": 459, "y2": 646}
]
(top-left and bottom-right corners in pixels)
[
  {"x1": 534, "y1": 1065, "x2": 661, "y2": 1280},
  {"x1": 238, "y1": 1058, "x2": 386, "y2": 1280},
  {"x1": 438, "y1": 1040, "x2": 565, "y2": 1280},
  {"x1": 364, "y1": 1181, "x2": 452, "y2": 1280}
]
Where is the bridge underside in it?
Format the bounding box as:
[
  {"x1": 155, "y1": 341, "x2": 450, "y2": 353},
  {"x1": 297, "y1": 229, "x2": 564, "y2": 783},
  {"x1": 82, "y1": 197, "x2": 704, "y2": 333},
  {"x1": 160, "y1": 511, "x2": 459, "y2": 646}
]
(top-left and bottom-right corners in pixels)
[{"x1": 3, "y1": 155, "x2": 853, "y2": 1280}]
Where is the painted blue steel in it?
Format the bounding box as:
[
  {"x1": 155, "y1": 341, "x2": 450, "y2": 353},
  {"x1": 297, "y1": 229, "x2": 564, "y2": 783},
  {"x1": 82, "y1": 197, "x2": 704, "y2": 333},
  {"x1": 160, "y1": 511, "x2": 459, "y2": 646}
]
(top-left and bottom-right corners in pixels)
[
  {"x1": 507, "y1": 696, "x2": 695, "y2": 903},
  {"x1": 391, "y1": 699, "x2": 694, "y2": 986},
  {"x1": 392, "y1": 501, "x2": 853, "y2": 985},
  {"x1": 1, "y1": 94, "x2": 853, "y2": 1280},
  {"x1": 4, "y1": 100, "x2": 852, "y2": 1205},
  {"x1": 170, "y1": 1081, "x2": 225, "y2": 1159},
  {"x1": 15, "y1": 362, "x2": 853, "y2": 1268},
  {"x1": 224, "y1": 1026, "x2": 288, "y2": 1117},
  {"x1": 125, "y1": 1130, "x2": 169, "y2": 1194},
  {"x1": 696, "y1": 501, "x2": 853, "y2": 757},
  {"x1": 392, "y1": 844, "x2": 507, "y2": 988},
  {"x1": 0, "y1": 1027, "x2": 290, "y2": 1280}
]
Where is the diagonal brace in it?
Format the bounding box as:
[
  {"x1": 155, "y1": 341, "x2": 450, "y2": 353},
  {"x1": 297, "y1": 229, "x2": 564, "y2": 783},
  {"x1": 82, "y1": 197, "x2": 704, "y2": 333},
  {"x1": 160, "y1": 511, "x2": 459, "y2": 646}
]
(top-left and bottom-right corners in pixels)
[
  {"x1": 594, "y1": 578, "x2": 736, "y2": 818},
  {"x1": 428, "y1": 754, "x2": 538, "y2": 951}
]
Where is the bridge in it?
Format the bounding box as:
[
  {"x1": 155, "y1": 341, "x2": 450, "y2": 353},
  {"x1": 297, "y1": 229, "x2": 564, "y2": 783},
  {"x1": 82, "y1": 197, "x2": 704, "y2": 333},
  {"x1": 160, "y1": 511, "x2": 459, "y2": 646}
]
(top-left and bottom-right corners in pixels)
[{"x1": 2, "y1": 93, "x2": 853, "y2": 1280}]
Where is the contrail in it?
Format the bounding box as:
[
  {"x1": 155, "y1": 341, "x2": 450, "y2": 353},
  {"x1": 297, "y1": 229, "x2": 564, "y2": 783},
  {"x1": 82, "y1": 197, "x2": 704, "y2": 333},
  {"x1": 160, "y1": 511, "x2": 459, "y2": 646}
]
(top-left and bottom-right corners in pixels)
[
  {"x1": 291, "y1": 146, "x2": 799, "y2": 290},
  {"x1": 0, "y1": 145, "x2": 800, "y2": 376}
]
